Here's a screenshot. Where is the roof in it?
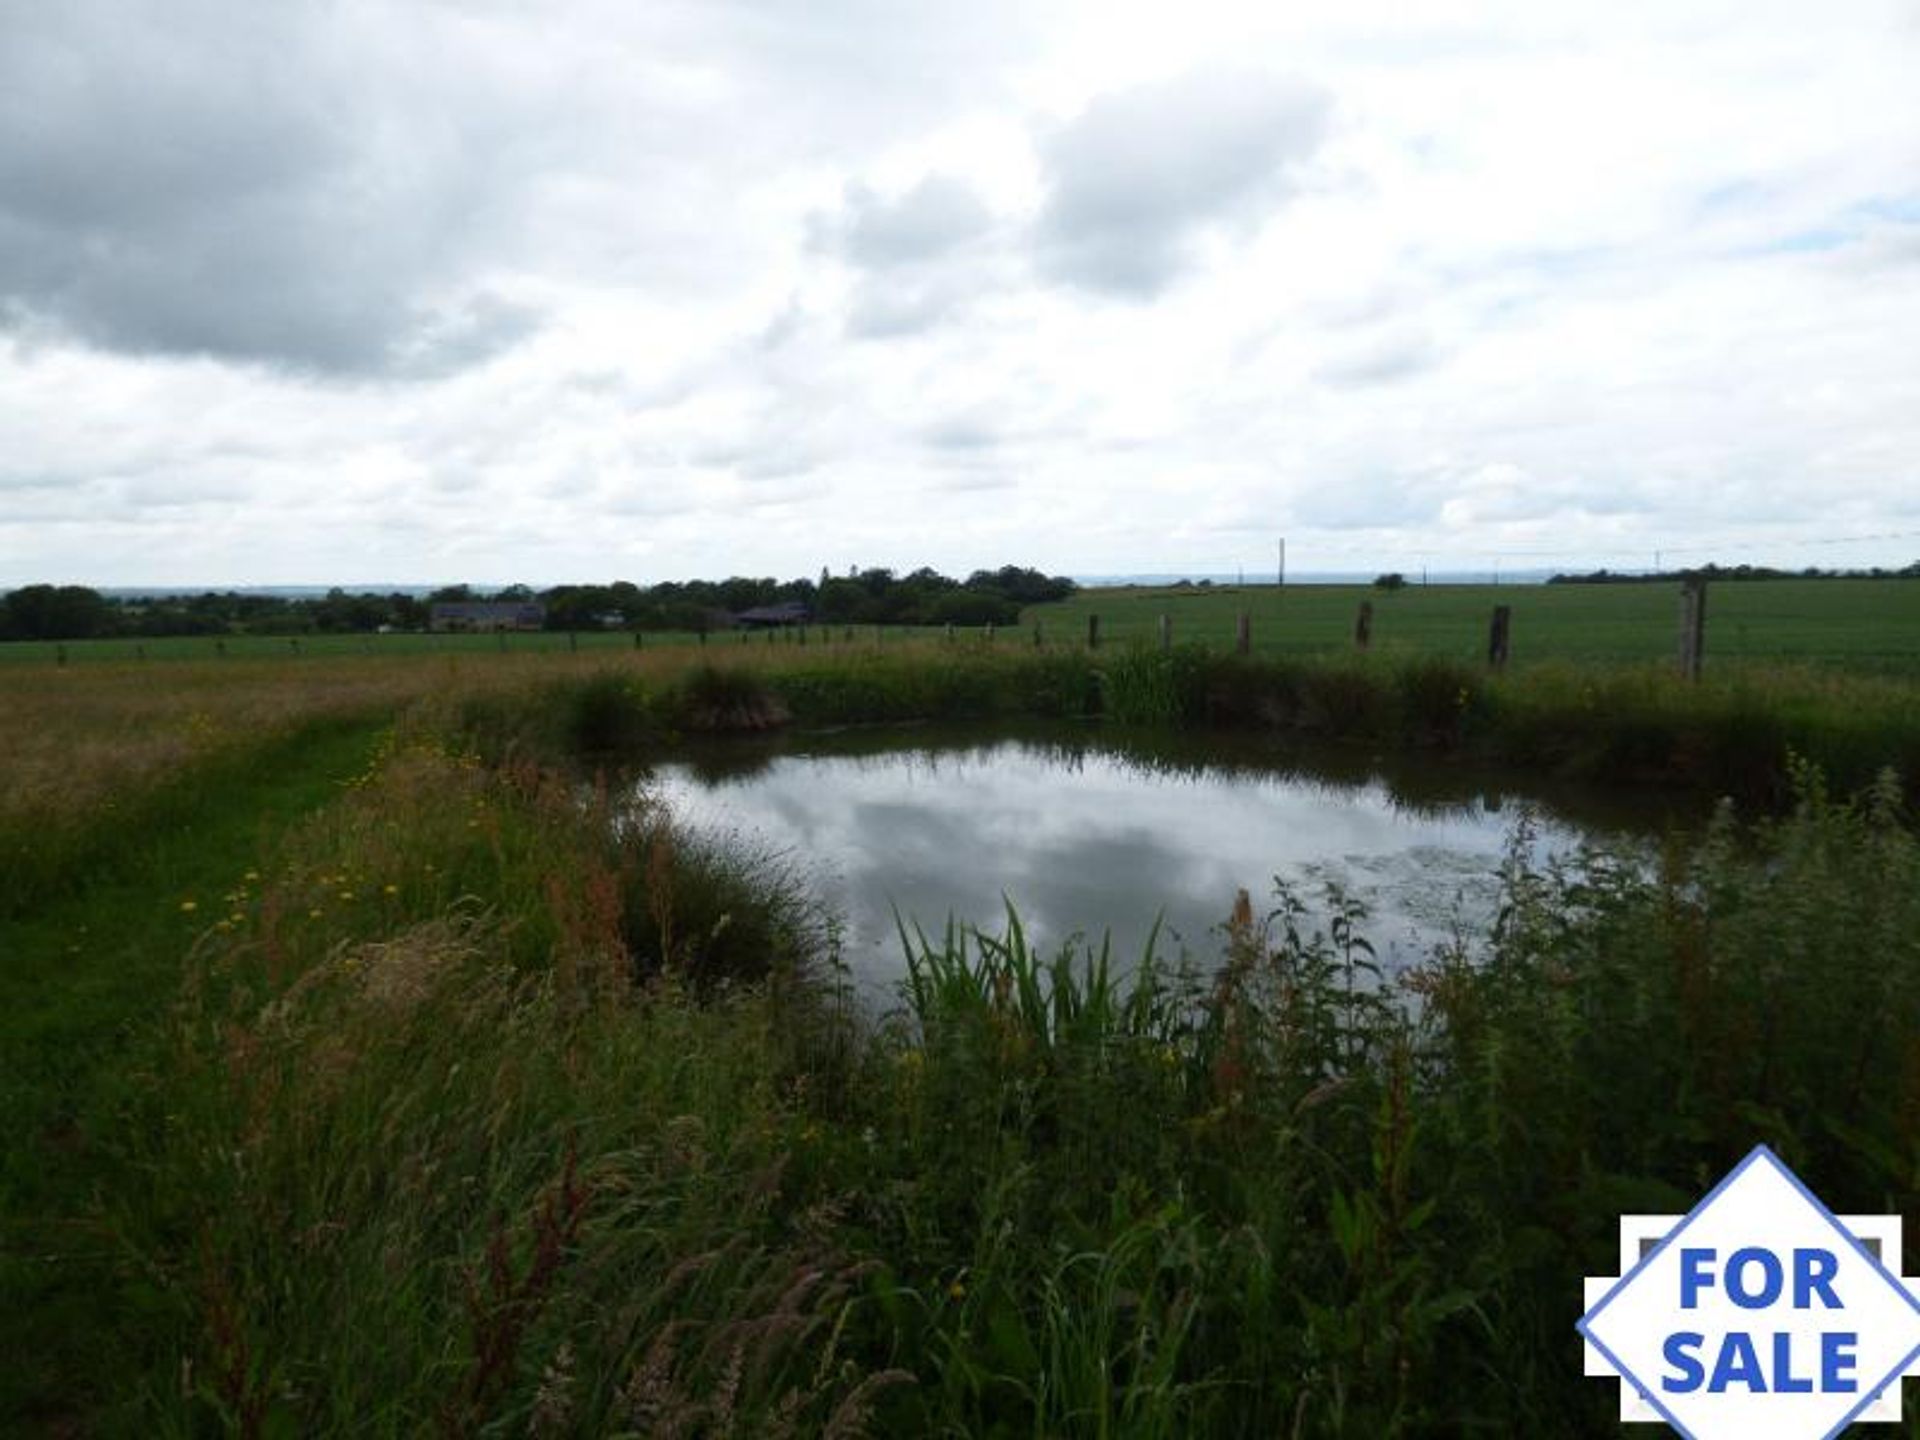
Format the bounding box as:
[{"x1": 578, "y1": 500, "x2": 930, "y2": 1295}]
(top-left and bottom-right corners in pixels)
[
  {"x1": 735, "y1": 602, "x2": 809, "y2": 622},
  {"x1": 429, "y1": 601, "x2": 545, "y2": 621}
]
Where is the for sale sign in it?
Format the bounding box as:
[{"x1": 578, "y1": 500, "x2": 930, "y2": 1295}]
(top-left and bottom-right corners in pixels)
[{"x1": 1580, "y1": 1145, "x2": 1920, "y2": 1437}]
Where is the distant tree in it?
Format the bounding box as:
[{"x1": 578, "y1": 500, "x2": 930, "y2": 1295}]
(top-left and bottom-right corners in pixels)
[
  {"x1": 1373, "y1": 572, "x2": 1407, "y2": 591},
  {"x1": 0, "y1": 584, "x2": 114, "y2": 640}
]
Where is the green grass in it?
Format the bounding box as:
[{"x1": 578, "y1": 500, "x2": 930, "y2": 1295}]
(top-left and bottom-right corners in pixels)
[
  {"x1": 0, "y1": 717, "x2": 388, "y2": 1431},
  {"x1": 1025, "y1": 578, "x2": 1920, "y2": 674},
  {"x1": 7, "y1": 644, "x2": 1920, "y2": 1434},
  {"x1": 0, "y1": 623, "x2": 951, "y2": 665},
  {"x1": 14, "y1": 577, "x2": 1918, "y2": 676},
  {"x1": 39, "y1": 744, "x2": 1920, "y2": 1435}
]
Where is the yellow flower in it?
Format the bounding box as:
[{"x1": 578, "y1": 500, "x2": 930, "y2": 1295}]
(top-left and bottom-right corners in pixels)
[
  {"x1": 338, "y1": 890, "x2": 355, "y2": 902},
  {"x1": 244, "y1": 870, "x2": 260, "y2": 882},
  {"x1": 382, "y1": 884, "x2": 399, "y2": 896},
  {"x1": 308, "y1": 908, "x2": 324, "y2": 919},
  {"x1": 179, "y1": 900, "x2": 198, "y2": 913},
  {"x1": 948, "y1": 1279, "x2": 967, "y2": 1301}
]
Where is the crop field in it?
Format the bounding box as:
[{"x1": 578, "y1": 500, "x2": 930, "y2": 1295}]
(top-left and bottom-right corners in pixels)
[
  {"x1": 1025, "y1": 577, "x2": 1920, "y2": 673},
  {"x1": 5, "y1": 638, "x2": 1920, "y2": 1433}
]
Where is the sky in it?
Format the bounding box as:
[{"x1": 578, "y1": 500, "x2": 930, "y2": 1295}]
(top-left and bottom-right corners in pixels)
[{"x1": 2, "y1": 0, "x2": 1918, "y2": 587}]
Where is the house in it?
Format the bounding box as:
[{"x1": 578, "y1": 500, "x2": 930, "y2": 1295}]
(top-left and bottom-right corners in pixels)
[
  {"x1": 429, "y1": 601, "x2": 546, "y2": 632},
  {"x1": 734, "y1": 601, "x2": 809, "y2": 629}
]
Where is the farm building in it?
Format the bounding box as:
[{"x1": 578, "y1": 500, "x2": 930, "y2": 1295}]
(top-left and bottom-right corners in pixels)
[
  {"x1": 734, "y1": 601, "x2": 809, "y2": 628},
  {"x1": 428, "y1": 601, "x2": 546, "y2": 632}
]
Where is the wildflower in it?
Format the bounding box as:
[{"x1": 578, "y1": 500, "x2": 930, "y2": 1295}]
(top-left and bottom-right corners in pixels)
[
  {"x1": 308, "y1": 908, "x2": 323, "y2": 920},
  {"x1": 179, "y1": 899, "x2": 198, "y2": 914},
  {"x1": 383, "y1": 884, "x2": 398, "y2": 896},
  {"x1": 948, "y1": 1279, "x2": 967, "y2": 1301},
  {"x1": 244, "y1": 870, "x2": 260, "y2": 882},
  {"x1": 338, "y1": 891, "x2": 355, "y2": 902}
]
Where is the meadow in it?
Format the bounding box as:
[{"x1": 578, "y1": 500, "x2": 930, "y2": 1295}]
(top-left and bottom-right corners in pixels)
[
  {"x1": 1026, "y1": 577, "x2": 1920, "y2": 673},
  {"x1": 6, "y1": 576, "x2": 1918, "y2": 675},
  {"x1": 4, "y1": 621, "x2": 1919, "y2": 1434}
]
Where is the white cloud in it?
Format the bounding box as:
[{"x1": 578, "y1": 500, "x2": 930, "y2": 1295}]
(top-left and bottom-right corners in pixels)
[{"x1": 2, "y1": 0, "x2": 1918, "y2": 584}]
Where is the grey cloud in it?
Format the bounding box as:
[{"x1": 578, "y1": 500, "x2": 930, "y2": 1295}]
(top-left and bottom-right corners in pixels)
[
  {"x1": 1315, "y1": 330, "x2": 1443, "y2": 388},
  {"x1": 815, "y1": 174, "x2": 1002, "y2": 339},
  {"x1": 821, "y1": 175, "x2": 995, "y2": 269},
  {"x1": 845, "y1": 278, "x2": 965, "y2": 338},
  {"x1": 0, "y1": 3, "x2": 538, "y2": 375},
  {"x1": 1036, "y1": 69, "x2": 1329, "y2": 297},
  {"x1": 920, "y1": 415, "x2": 1000, "y2": 451}
]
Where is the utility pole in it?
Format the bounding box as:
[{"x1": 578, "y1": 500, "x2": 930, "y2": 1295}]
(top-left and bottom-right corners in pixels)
[{"x1": 1277, "y1": 537, "x2": 1286, "y2": 587}]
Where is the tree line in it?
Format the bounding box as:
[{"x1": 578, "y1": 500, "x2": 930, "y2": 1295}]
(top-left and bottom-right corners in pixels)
[
  {"x1": 1549, "y1": 561, "x2": 1920, "y2": 585},
  {"x1": 0, "y1": 566, "x2": 1077, "y2": 641}
]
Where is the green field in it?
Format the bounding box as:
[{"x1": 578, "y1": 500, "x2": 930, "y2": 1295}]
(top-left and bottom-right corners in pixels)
[
  {"x1": 9, "y1": 579, "x2": 1912, "y2": 675},
  {"x1": 0, "y1": 625, "x2": 769, "y2": 664},
  {"x1": 1026, "y1": 578, "x2": 1920, "y2": 673}
]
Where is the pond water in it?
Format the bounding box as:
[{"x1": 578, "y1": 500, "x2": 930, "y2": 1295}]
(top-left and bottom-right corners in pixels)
[{"x1": 641, "y1": 722, "x2": 1690, "y2": 999}]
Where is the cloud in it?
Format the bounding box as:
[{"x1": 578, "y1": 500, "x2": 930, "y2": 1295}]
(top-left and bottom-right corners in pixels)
[
  {"x1": 1035, "y1": 68, "x2": 1329, "y2": 297},
  {"x1": 5, "y1": 1, "x2": 1920, "y2": 586},
  {"x1": 820, "y1": 175, "x2": 996, "y2": 269},
  {"x1": 1314, "y1": 328, "x2": 1442, "y2": 387},
  {"x1": 814, "y1": 174, "x2": 1006, "y2": 338},
  {"x1": 0, "y1": 2, "x2": 551, "y2": 375}
]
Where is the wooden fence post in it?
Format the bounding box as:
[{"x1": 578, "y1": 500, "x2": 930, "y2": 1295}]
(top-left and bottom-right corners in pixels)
[
  {"x1": 1236, "y1": 612, "x2": 1250, "y2": 656},
  {"x1": 1487, "y1": 605, "x2": 1511, "y2": 671},
  {"x1": 1158, "y1": 614, "x2": 1171, "y2": 652},
  {"x1": 1354, "y1": 602, "x2": 1373, "y2": 651},
  {"x1": 1087, "y1": 614, "x2": 1100, "y2": 650},
  {"x1": 1678, "y1": 577, "x2": 1707, "y2": 681}
]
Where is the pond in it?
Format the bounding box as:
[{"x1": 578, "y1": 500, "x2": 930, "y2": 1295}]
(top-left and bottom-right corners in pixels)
[{"x1": 641, "y1": 722, "x2": 1691, "y2": 1000}]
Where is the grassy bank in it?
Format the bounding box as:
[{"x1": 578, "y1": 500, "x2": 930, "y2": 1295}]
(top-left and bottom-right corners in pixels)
[
  {"x1": 42, "y1": 721, "x2": 1920, "y2": 1434},
  {"x1": 441, "y1": 644, "x2": 1920, "y2": 809},
  {"x1": 5, "y1": 646, "x2": 1919, "y2": 1433}
]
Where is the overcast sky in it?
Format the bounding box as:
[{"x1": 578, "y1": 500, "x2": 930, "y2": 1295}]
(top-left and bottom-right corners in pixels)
[{"x1": 3, "y1": 0, "x2": 1918, "y2": 586}]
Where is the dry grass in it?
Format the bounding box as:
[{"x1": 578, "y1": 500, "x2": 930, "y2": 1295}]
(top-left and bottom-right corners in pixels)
[{"x1": 0, "y1": 641, "x2": 912, "y2": 831}]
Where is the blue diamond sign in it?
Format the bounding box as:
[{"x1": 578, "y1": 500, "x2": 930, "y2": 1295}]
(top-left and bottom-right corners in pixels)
[{"x1": 1579, "y1": 1145, "x2": 1920, "y2": 1437}]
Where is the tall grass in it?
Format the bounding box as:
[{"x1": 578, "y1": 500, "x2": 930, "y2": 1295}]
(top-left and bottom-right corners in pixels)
[
  {"x1": 11, "y1": 640, "x2": 1920, "y2": 1433},
  {"x1": 87, "y1": 740, "x2": 1917, "y2": 1433}
]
